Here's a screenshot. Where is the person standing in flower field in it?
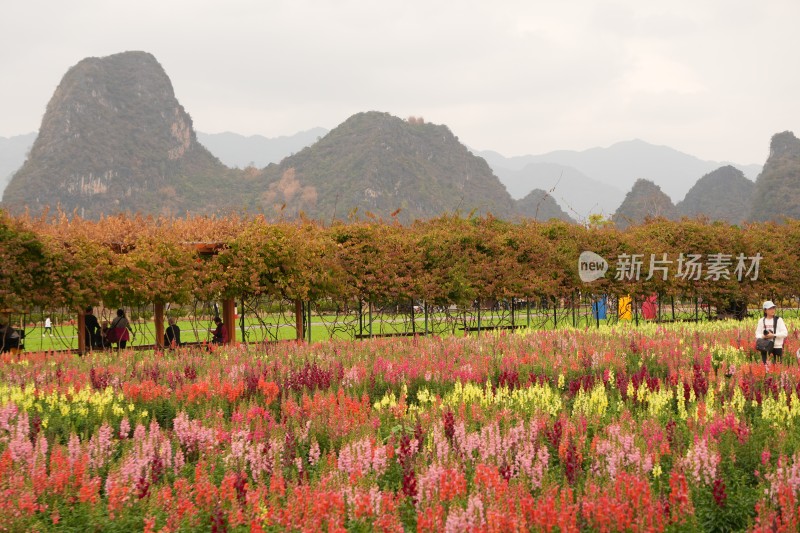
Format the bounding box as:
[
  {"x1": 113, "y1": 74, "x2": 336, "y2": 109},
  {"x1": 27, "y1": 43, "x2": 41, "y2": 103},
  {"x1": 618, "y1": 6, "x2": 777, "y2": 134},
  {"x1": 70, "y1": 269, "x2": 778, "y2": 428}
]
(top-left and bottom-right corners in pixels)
[
  {"x1": 44, "y1": 316, "x2": 52, "y2": 336},
  {"x1": 755, "y1": 300, "x2": 788, "y2": 364}
]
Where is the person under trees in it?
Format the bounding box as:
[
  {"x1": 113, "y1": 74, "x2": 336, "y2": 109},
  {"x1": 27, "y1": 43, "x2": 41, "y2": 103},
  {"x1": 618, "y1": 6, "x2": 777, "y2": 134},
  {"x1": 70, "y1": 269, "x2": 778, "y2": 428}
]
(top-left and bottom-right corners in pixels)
[
  {"x1": 108, "y1": 308, "x2": 133, "y2": 350},
  {"x1": 0, "y1": 322, "x2": 21, "y2": 353},
  {"x1": 84, "y1": 306, "x2": 103, "y2": 349},
  {"x1": 211, "y1": 316, "x2": 228, "y2": 345},
  {"x1": 164, "y1": 316, "x2": 181, "y2": 349}
]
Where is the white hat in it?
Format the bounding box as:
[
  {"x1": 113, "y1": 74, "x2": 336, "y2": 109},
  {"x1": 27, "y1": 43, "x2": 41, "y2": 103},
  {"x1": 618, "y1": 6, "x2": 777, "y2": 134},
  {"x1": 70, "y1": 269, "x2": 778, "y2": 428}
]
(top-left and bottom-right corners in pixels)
[{"x1": 763, "y1": 300, "x2": 776, "y2": 309}]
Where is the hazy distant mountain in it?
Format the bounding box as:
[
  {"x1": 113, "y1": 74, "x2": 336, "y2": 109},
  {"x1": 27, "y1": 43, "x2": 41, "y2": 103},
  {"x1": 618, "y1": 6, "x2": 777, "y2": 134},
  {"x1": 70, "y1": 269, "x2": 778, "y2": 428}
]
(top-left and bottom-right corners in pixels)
[
  {"x1": 7, "y1": 49, "x2": 786, "y2": 224},
  {"x1": 0, "y1": 133, "x2": 36, "y2": 195},
  {"x1": 195, "y1": 135, "x2": 761, "y2": 213},
  {"x1": 249, "y1": 112, "x2": 518, "y2": 222},
  {"x1": 0, "y1": 51, "x2": 514, "y2": 222},
  {"x1": 750, "y1": 131, "x2": 800, "y2": 222},
  {"x1": 515, "y1": 189, "x2": 573, "y2": 222},
  {"x1": 677, "y1": 165, "x2": 754, "y2": 224},
  {"x1": 2, "y1": 129, "x2": 327, "y2": 198},
  {"x1": 475, "y1": 141, "x2": 762, "y2": 203},
  {"x1": 1, "y1": 51, "x2": 240, "y2": 217},
  {"x1": 613, "y1": 179, "x2": 679, "y2": 229},
  {"x1": 197, "y1": 128, "x2": 328, "y2": 168},
  {"x1": 486, "y1": 161, "x2": 623, "y2": 219}
]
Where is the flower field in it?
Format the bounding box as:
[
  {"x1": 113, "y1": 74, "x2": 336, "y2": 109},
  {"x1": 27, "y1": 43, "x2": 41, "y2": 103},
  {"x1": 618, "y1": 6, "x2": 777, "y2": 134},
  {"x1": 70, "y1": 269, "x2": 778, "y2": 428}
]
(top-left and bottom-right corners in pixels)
[{"x1": 2, "y1": 322, "x2": 800, "y2": 532}]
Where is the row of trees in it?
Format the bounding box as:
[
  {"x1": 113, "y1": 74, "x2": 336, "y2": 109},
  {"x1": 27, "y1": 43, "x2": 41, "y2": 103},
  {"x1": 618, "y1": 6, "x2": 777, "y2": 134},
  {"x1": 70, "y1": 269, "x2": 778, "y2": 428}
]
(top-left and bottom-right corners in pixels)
[{"x1": 2, "y1": 210, "x2": 799, "y2": 314}]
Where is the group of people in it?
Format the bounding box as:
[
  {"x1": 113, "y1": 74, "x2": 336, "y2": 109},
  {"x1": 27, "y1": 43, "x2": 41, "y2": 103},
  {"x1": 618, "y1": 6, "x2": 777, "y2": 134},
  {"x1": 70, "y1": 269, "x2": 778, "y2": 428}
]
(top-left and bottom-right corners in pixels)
[
  {"x1": 83, "y1": 307, "x2": 134, "y2": 350},
  {"x1": 82, "y1": 307, "x2": 228, "y2": 351}
]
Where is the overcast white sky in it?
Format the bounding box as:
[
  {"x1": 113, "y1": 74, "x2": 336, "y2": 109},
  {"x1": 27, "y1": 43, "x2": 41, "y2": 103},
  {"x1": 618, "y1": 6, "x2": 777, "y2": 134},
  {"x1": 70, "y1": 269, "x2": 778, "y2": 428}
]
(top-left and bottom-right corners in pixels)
[{"x1": 1, "y1": 0, "x2": 798, "y2": 164}]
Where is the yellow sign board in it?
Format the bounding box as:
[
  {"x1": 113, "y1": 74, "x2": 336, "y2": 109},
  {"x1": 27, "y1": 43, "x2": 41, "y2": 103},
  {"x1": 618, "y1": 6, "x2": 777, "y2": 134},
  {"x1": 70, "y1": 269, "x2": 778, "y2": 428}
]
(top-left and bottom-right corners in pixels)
[{"x1": 618, "y1": 295, "x2": 632, "y2": 320}]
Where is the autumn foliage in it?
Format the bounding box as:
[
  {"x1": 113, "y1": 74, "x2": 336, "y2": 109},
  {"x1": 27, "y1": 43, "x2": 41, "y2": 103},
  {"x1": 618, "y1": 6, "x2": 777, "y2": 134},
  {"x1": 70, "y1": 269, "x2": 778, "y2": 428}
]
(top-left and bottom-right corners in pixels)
[{"x1": 1, "y1": 210, "x2": 799, "y2": 312}]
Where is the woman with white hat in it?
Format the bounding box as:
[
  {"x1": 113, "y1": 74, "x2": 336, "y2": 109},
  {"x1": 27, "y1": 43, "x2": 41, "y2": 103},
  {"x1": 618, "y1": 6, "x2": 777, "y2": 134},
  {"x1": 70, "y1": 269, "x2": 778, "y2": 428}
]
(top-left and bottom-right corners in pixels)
[{"x1": 755, "y1": 300, "x2": 788, "y2": 364}]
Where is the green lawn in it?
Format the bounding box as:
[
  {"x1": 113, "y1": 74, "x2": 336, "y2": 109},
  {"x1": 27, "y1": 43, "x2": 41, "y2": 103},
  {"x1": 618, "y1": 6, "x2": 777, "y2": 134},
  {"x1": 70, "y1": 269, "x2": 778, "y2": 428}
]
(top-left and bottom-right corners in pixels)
[
  {"x1": 18, "y1": 311, "x2": 531, "y2": 351},
  {"x1": 12, "y1": 304, "x2": 797, "y2": 352},
  {"x1": 19, "y1": 317, "x2": 302, "y2": 351}
]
